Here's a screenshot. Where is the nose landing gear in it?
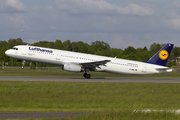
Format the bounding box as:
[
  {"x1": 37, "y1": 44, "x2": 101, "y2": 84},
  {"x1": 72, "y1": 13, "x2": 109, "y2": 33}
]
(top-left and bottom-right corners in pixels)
[{"x1": 22, "y1": 60, "x2": 25, "y2": 69}]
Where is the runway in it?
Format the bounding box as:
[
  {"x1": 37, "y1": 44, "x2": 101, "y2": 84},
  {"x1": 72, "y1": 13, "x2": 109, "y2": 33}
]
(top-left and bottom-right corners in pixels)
[
  {"x1": 0, "y1": 112, "x2": 82, "y2": 119},
  {"x1": 0, "y1": 76, "x2": 180, "y2": 83},
  {"x1": 0, "y1": 76, "x2": 180, "y2": 119}
]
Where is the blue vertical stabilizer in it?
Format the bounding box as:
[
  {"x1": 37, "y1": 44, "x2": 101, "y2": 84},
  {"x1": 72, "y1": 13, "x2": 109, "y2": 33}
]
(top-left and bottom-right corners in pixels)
[{"x1": 146, "y1": 43, "x2": 174, "y2": 66}]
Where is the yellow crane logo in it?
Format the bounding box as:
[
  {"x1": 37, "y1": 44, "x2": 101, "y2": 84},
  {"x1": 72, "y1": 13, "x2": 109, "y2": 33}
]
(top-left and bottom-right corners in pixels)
[{"x1": 159, "y1": 50, "x2": 169, "y2": 60}]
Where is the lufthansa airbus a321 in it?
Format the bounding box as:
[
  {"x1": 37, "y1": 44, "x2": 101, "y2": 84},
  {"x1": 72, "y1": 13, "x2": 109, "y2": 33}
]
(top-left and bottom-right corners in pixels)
[{"x1": 5, "y1": 43, "x2": 173, "y2": 79}]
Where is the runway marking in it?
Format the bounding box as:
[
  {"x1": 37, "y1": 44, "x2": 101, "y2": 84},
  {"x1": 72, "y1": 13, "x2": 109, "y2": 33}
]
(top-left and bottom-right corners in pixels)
[{"x1": 134, "y1": 109, "x2": 180, "y2": 114}]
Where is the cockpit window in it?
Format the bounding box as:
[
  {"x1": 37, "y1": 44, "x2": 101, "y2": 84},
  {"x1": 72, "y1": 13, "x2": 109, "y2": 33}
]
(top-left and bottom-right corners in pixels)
[{"x1": 12, "y1": 47, "x2": 18, "y2": 50}]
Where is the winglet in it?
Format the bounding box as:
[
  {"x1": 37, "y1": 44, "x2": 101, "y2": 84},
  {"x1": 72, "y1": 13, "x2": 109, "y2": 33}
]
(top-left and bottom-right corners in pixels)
[{"x1": 145, "y1": 43, "x2": 174, "y2": 66}]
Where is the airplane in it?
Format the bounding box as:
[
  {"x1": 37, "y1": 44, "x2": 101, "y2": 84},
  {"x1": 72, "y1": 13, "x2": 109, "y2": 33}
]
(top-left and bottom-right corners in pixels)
[{"x1": 5, "y1": 43, "x2": 173, "y2": 79}]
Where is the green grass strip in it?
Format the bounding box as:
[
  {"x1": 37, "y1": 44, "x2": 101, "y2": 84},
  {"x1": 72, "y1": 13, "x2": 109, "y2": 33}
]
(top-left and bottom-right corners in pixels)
[{"x1": 1, "y1": 81, "x2": 180, "y2": 112}]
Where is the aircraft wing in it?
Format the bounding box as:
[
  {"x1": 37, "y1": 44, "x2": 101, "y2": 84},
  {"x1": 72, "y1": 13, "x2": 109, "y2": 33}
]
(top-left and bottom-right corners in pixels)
[{"x1": 79, "y1": 60, "x2": 111, "y2": 71}]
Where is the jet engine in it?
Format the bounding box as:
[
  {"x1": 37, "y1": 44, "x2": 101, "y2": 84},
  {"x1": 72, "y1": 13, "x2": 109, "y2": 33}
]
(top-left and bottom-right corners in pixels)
[{"x1": 63, "y1": 63, "x2": 84, "y2": 72}]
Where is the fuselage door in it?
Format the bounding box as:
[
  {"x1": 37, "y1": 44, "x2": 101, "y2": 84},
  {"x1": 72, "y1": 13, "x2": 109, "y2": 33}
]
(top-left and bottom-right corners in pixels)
[
  {"x1": 142, "y1": 64, "x2": 147, "y2": 73},
  {"x1": 22, "y1": 46, "x2": 27, "y2": 55},
  {"x1": 56, "y1": 51, "x2": 60, "y2": 60}
]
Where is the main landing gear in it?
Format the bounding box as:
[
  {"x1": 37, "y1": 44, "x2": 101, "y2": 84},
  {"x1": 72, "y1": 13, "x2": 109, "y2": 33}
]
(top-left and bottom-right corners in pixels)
[
  {"x1": 83, "y1": 73, "x2": 91, "y2": 79},
  {"x1": 83, "y1": 69, "x2": 91, "y2": 79}
]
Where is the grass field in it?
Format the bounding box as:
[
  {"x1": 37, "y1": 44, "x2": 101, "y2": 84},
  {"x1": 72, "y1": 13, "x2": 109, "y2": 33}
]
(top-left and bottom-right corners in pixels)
[
  {"x1": 1, "y1": 81, "x2": 180, "y2": 119},
  {"x1": 1, "y1": 81, "x2": 180, "y2": 112},
  {"x1": 0, "y1": 69, "x2": 180, "y2": 119}
]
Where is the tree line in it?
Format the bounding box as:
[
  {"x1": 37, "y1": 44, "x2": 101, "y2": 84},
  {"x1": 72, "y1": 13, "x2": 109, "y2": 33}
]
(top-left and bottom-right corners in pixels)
[{"x1": 0, "y1": 38, "x2": 179, "y2": 67}]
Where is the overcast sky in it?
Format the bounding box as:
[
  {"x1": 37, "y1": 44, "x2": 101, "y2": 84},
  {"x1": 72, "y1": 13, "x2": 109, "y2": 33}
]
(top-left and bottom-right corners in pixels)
[{"x1": 1, "y1": 0, "x2": 180, "y2": 49}]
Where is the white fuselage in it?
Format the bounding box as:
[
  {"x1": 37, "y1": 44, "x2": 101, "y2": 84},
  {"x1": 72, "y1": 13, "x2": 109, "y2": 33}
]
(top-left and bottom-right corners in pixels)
[{"x1": 5, "y1": 45, "x2": 172, "y2": 75}]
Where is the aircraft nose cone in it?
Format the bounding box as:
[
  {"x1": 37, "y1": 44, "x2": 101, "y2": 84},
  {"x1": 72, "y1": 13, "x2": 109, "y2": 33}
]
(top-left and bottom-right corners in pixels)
[
  {"x1": 5, "y1": 50, "x2": 10, "y2": 56},
  {"x1": 5, "y1": 50, "x2": 7, "y2": 55}
]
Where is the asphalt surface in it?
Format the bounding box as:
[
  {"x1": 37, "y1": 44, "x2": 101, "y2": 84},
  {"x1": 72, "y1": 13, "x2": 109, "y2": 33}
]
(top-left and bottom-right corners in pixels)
[
  {"x1": 0, "y1": 112, "x2": 82, "y2": 119},
  {"x1": 0, "y1": 76, "x2": 180, "y2": 83},
  {"x1": 0, "y1": 76, "x2": 180, "y2": 119}
]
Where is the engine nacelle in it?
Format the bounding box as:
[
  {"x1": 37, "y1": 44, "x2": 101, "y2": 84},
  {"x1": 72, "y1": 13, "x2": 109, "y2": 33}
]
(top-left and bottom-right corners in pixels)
[{"x1": 63, "y1": 63, "x2": 84, "y2": 72}]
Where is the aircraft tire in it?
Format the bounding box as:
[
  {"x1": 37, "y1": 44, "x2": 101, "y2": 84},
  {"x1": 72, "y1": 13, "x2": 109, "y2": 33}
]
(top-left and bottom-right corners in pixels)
[
  {"x1": 85, "y1": 74, "x2": 91, "y2": 79},
  {"x1": 83, "y1": 73, "x2": 87, "y2": 78}
]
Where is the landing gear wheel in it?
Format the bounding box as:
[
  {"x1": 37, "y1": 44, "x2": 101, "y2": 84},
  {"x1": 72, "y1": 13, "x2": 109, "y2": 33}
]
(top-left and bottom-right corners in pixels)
[
  {"x1": 85, "y1": 74, "x2": 91, "y2": 79},
  {"x1": 83, "y1": 73, "x2": 87, "y2": 78},
  {"x1": 83, "y1": 73, "x2": 91, "y2": 79}
]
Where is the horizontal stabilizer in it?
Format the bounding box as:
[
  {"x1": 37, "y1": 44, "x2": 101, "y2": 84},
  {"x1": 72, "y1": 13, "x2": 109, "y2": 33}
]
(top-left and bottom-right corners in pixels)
[{"x1": 156, "y1": 68, "x2": 173, "y2": 72}]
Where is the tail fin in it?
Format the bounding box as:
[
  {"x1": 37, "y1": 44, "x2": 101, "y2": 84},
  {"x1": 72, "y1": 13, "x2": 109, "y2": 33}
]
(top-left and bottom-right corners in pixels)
[{"x1": 146, "y1": 43, "x2": 174, "y2": 66}]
